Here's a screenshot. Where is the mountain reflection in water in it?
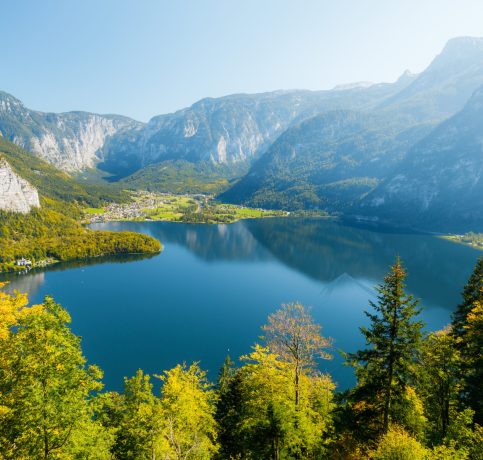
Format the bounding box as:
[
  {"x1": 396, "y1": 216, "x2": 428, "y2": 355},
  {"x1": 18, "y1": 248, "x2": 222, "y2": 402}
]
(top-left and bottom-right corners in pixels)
[{"x1": 1, "y1": 218, "x2": 479, "y2": 390}]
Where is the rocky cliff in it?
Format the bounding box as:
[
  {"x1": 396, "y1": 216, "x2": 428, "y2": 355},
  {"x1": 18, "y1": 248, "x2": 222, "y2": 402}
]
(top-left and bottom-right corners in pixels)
[
  {"x1": 0, "y1": 157, "x2": 40, "y2": 213},
  {"x1": 99, "y1": 81, "x2": 413, "y2": 178},
  {"x1": 0, "y1": 91, "x2": 143, "y2": 171}
]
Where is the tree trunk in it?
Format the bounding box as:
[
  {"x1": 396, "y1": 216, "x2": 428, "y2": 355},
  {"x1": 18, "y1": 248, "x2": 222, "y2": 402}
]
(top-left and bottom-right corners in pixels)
[
  {"x1": 295, "y1": 365, "x2": 299, "y2": 408},
  {"x1": 383, "y1": 360, "x2": 393, "y2": 433},
  {"x1": 384, "y1": 289, "x2": 399, "y2": 433}
]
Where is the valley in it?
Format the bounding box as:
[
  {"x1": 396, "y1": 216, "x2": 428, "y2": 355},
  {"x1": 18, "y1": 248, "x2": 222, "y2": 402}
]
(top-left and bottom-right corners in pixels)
[
  {"x1": 1, "y1": 37, "x2": 482, "y2": 232},
  {"x1": 84, "y1": 191, "x2": 288, "y2": 224},
  {"x1": 1, "y1": 2, "x2": 483, "y2": 456}
]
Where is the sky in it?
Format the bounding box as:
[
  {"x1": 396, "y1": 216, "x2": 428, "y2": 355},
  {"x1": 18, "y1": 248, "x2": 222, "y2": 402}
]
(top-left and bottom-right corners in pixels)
[{"x1": 2, "y1": 0, "x2": 483, "y2": 121}]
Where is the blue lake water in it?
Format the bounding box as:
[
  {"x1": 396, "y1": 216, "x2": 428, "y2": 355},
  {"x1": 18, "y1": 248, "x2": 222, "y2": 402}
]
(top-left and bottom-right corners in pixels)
[{"x1": 1, "y1": 218, "x2": 480, "y2": 391}]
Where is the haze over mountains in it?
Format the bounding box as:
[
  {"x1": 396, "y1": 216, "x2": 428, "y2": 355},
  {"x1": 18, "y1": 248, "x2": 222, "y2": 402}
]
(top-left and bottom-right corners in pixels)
[{"x1": 1, "y1": 36, "x2": 483, "y2": 231}]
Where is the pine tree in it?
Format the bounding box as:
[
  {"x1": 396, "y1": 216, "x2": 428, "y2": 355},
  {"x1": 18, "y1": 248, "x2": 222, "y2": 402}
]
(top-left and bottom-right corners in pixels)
[
  {"x1": 215, "y1": 356, "x2": 247, "y2": 459},
  {"x1": 451, "y1": 258, "x2": 483, "y2": 424},
  {"x1": 452, "y1": 257, "x2": 483, "y2": 337},
  {"x1": 348, "y1": 257, "x2": 424, "y2": 436}
]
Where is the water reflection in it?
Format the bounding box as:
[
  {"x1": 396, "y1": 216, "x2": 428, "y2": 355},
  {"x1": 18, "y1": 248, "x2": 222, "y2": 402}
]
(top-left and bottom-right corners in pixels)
[
  {"x1": 0, "y1": 252, "x2": 157, "y2": 295},
  {"x1": 244, "y1": 218, "x2": 479, "y2": 310},
  {"x1": 93, "y1": 218, "x2": 480, "y2": 311},
  {"x1": 4, "y1": 219, "x2": 480, "y2": 313},
  {"x1": 1, "y1": 218, "x2": 479, "y2": 391}
]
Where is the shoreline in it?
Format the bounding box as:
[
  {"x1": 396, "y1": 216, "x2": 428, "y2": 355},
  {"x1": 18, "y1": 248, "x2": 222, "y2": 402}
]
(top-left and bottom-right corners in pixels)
[
  {"x1": 439, "y1": 234, "x2": 483, "y2": 251},
  {"x1": 0, "y1": 249, "x2": 162, "y2": 276}
]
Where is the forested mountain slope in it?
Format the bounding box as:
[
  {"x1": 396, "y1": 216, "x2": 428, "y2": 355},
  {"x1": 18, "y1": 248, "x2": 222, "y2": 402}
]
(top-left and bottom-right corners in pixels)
[
  {"x1": 222, "y1": 37, "x2": 483, "y2": 230},
  {"x1": 0, "y1": 138, "x2": 160, "y2": 273},
  {"x1": 359, "y1": 85, "x2": 483, "y2": 231}
]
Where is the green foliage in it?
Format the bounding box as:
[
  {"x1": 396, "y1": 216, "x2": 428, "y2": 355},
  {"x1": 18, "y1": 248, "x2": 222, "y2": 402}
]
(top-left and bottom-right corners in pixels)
[
  {"x1": 0, "y1": 140, "x2": 161, "y2": 273},
  {"x1": 451, "y1": 258, "x2": 483, "y2": 424},
  {"x1": 119, "y1": 160, "x2": 236, "y2": 194},
  {"x1": 215, "y1": 359, "x2": 247, "y2": 459},
  {"x1": 416, "y1": 327, "x2": 461, "y2": 442},
  {"x1": 442, "y1": 408, "x2": 483, "y2": 459},
  {"x1": 370, "y1": 425, "x2": 428, "y2": 460},
  {"x1": 0, "y1": 205, "x2": 161, "y2": 273},
  {"x1": 0, "y1": 295, "x2": 111, "y2": 459},
  {"x1": 157, "y1": 363, "x2": 219, "y2": 459},
  {"x1": 103, "y1": 370, "x2": 163, "y2": 459},
  {"x1": 1, "y1": 259, "x2": 483, "y2": 458},
  {"x1": 236, "y1": 345, "x2": 335, "y2": 459},
  {"x1": 214, "y1": 305, "x2": 336, "y2": 459},
  {"x1": 347, "y1": 257, "x2": 424, "y2": 438}
]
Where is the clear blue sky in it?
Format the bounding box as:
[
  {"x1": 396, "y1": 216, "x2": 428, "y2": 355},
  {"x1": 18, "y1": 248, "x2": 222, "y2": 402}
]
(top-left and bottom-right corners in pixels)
[{"x1": 2, "y1": 0, "x2": 483, "y2": 121}]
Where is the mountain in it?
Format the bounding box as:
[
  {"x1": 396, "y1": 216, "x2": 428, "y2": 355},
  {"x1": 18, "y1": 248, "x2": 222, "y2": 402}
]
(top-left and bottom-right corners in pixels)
[
  {"x1": 0, "y1": 91, "x2": 142, "y2": 171},
  {"x1": 220, "y1": 110, "x2": 433, "y2": 209},
  {"x1": 0, "y1": 137, "x2": 160, "y2": 273},
  {"x1": 222, "y1": 37, "x2": 483, "y2": 227},
  {"x1": 99, "y1": 80, "x2": 415, "y2": 181},
  {"x1": 1, "y1": 36, "x2": 483, "y2": 231},
  {"x1": 0, "y1": 136, "x2": 127, "y2": 206},
  {"x1": 358, "y1": 85, "x2": 483, "y2": 231},
  {"x1": 378, "y1": 37, "x2": 483, "y2": 122}
]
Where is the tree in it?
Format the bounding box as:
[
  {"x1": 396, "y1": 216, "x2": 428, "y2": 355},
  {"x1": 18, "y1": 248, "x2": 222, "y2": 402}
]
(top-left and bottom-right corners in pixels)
[
  {"x1": 240, "y1": 345, "x2": 334, "y2": 459},
  {"x1": 0, "y1": 295, "x2": 110, "y2": 459},
  {"x1": 348, "y1": 257, "x2": 424, "y2": 436},
  {"x1": 0, "y1": 282, "x2": 28, "y2": 340},
  {"x1": 103, "y1": 370, "x2": 163, "y2": 460},
  {"x1": 461, "y1": 292, "x2": 483, "y2": 424},
  {"x1": 417, "y1": 327, "x2": 461, "y2": 442},
  {"x1": 215, "y1": 356, "x2": 247, "y2": 459},
  {"x1": 370, "y1": 425, "x2": 428, "y2": 460},
  {"x1": 452, "y1": 258, "x2": 483, "y2": 337},
  {"x1": 262, "y1": 302, "x2": 332, "y2": 409},
  {"x1": 451, "y1": 257, "x2": 483, "y2": 424},
  {"x1": 157, "y1": 363, "x2": 218, "y2": 459}
]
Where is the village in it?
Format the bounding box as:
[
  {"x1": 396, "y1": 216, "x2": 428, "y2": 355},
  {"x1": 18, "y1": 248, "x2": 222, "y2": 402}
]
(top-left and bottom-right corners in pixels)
[{"x1": 84, "y1": 191, "x2": 287, "y2": 224}]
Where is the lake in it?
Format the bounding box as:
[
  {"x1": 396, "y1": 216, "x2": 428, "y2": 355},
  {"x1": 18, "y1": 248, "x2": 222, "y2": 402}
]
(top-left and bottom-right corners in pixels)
[{"x1": 1, "y1": 218, "x2": 480, "y2": 391}]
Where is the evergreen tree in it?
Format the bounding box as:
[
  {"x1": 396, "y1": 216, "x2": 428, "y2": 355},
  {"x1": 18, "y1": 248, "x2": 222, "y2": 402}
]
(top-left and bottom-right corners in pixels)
[
  {"x1": 461, "y1": 291, "x2": 483, "y2": 425},
  {"x1": 417, "y1": 327, "x2": 461, "y2": 443},
  {"x1": 452, "y1": 258, "x2": 483, "y2": 337},
  {"x1": 215, "y1": 356, "x2": 247, "y2": 459},
  {"x1": 348, "y1": 257, "x2": 424, "y2": 436},
  {"x1": 451, "y1": 258, "x2": 483, "y2": 424}
]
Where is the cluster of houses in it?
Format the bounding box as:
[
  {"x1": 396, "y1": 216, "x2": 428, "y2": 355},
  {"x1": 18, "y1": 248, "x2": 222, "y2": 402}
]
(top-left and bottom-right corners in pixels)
[{"x1": 16, "y1": 257, "x2": 32, "y2": 267}]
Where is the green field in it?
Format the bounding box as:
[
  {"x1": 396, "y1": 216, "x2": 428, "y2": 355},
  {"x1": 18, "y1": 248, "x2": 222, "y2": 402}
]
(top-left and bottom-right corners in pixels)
[{"x1": 84, "y1": 193, "x2": 288, "y2": 224}]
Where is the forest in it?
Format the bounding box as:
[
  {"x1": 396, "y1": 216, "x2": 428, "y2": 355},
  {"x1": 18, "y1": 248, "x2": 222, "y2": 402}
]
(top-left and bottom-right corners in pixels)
[
  {"x1": 0, "y1": 139, "x2": 162, "y2": 273},
  {"x1": 0, "y1": 257, "x2": 481, "y2": 459},
  {"x1": 0, "y1": 203, "x2": 161, "y2": 273}
]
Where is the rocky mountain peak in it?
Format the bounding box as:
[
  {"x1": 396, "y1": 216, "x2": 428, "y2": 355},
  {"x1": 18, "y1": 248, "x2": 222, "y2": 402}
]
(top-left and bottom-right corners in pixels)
[{"x1": 428, "y1": 36, "x2": 483, "y2": 71}]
